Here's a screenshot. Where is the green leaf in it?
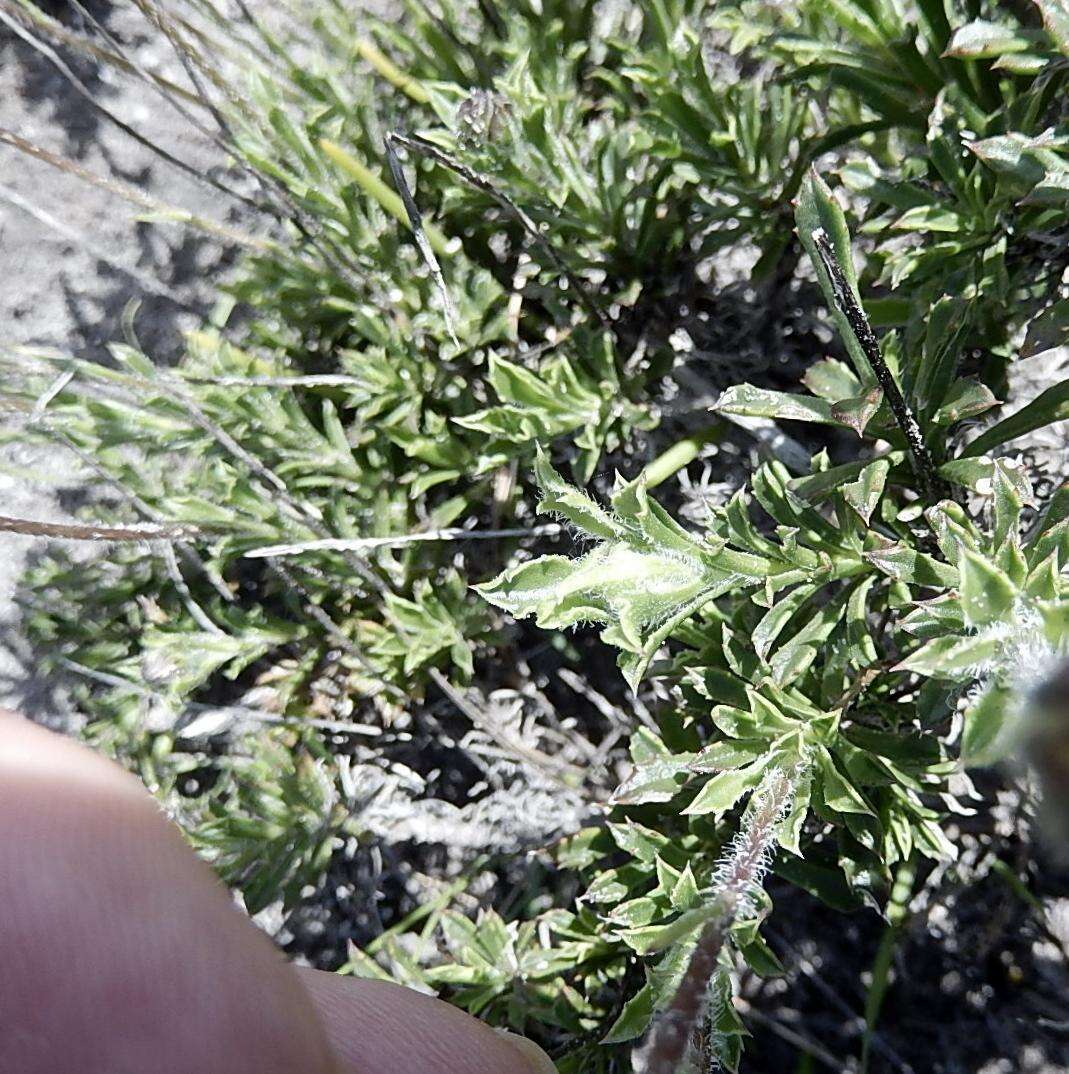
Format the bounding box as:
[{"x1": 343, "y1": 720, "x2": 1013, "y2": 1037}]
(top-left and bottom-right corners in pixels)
[
  {"x1": 897, "y1": 633, "x2": 1001, "y2": 678},
  {"x1": 963, "y1": 379, "x2": 1069, "y2": 456},
  {"x1": 962, "y1": 683, "x2": 1018, "y2": 765},
  {"x1": 683, "y1": 756, "x2": 769, "y2": 816},
  {"x1": 932, "y1": 380, "x2": 999, "y2": 426},
  {"x1": 796, "y1": 169, "x2": 873, "y2": 382},
  {"x1": 531, "y1": 446, "x2": 623, "y2": 539},
  {"x1": 1022, "y1": 299, "x2": 1069, "y2": 358},
  {"x1": 612, "y1": 750, "x2": 697, "y2": 805},
  {"x1": 817, "y1": 747, "x2": 874, "y2": 816},
  {"x1": 1036, "y1": 0, "x2": 1069, "y2": 54},
  {"x1": 1038, "y1": 599, "x2": 1069, "y2": 646},
  {"x1": 890, "y1": 205, "x2": 968, "y2": 233},
  {"x1": 912, "y1": 296, "x2": 968, "y2": 418},
  {"x1": 477, "y1": 457, "x2": 768, "y2": 689},
  {"x1": 753, "y1": 584, "x2": 819, "y2": 660},
  {"x1": 777, "y1": 766, "x2": 813, "y2": 856},
  {"x1": 959, "y1": 550, "x2": 1017, "y2": 628},
  {"x1": 803, "y1": 357, "x2": 862, "y2": 402},
  {"x1": 967, "y1": 132, "x2": 1060, "y2": 189},
  {"x1": 863, "y1": 539, "x2": 959, "y2": 587},
  {"x1": 738, "y1": 934, "x2": 786, "y2": 977},
  {"x1": 943, "y1": 20, "x2": 1034, "y2": 58},
  {"x1": 842, "y1": 458, "x2": 890, "y2": 524},
  {"x1": 991, "y1": 459, "x2": 1034, "y2": 547},
  {"x1": 454, "y1": 355, "x2": 606, "y2": 446},
  {"x1": 714, "y1": 385, "x2": 836, "y2": 425},
  {"x1": 831, "y1": 388, "x2": 883, "y2": 436},
  {"x1": 940, "y1": 456, "x2": 997, "y2": 492},
  {"x1": 603, "y1": 983, "x2": 657, "y2": 1043}
]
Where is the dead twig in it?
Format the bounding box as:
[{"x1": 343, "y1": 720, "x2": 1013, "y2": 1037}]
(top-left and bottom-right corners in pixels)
[
  {"x1": 810, "y1": 229, "x2": 944, "y2": 501},
  {"x1": 383, "y1": 134, "x2": 460, "y2": 345},
  {"x1": 0, "y1": 514, "x2": 201, "y2": 543},
  {"x1": 244, "y1": 524, "x2": 563, "y2": 559},
  {"x1": 385, "y1": 130, "x2": 610, "y2": 331},
  {"x1": 0, "y1": 129, "x2": 273, "y2": 251}
]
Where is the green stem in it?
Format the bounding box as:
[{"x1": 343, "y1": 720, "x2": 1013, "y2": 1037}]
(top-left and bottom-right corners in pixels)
[
  {"x1": 641, "y1": 424, "x2": 725, "y2": 489},
  {"x1": 319, "y1": 138, "x2": 450, "y2": 257},
  {"x1": 860, "y1": 858, "x2": 914, "y2": 1073},
  {"x1": 355, "y1": 39, "x2": 430, "y2": 104}
]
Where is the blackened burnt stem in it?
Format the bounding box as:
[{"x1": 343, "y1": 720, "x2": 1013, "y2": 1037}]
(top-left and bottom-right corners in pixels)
[{"x1": 810, "y1": 229, "x2": 944, "y2": 502}]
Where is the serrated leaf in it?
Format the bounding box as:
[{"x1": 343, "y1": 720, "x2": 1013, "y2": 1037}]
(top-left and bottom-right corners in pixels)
[
  {"x1": 612, "y1": 751, "x2": 697, "y2": 805},
  {"x1": 531, "y1": 446, "x2": 623, "y2": 539},
  {"x1": 478, "y1": 457, "x2": 769, "y2": 689}
]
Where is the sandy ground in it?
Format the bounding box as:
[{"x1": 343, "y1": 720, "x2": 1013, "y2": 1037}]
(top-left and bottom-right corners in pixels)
[{"x1": 0, "y1": 2, "x2": 240, "y2": 721}]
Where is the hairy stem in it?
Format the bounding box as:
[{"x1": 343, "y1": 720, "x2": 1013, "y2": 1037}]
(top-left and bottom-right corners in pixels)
[{"x1": 635, "y1": 766, "x2": 800, "y2": 1073}]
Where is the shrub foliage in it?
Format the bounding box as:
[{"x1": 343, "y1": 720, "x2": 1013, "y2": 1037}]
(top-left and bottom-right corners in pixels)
[{"x1": 4, "y1": 0, "x2": 1069, "y2": 1070}]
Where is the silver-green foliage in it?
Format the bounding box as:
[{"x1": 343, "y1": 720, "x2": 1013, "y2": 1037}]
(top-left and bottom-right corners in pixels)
[{"x1": 4, "y1": 0, "x2": 1069, "y2": 1070}]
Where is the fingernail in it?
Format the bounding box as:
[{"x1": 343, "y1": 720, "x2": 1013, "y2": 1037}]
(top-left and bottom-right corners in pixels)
[{"x1": 495, "y1": 1028, "x2": 557, "y2": 1073}]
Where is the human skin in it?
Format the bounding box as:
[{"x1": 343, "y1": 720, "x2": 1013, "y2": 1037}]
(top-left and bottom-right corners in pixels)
[{"x1": 0, "y1": 711, "x2": 554, "y2": 1074}]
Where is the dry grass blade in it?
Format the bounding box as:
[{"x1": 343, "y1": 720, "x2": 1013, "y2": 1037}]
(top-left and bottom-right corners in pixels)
[
  {"x1": 0, "y1": 515, "x2": 202, "y2": 542},
  {"x1": 0, "y1": 182, "x2": 202, "y2": 315},
  {"x1": 0, "y1": 2, "x2": 262, "y2": 211},
  {"x1": 1, "y1": 0, "x2": 205, "y2": 108},
  {"x1": 0, "y1": 129, "x2": 273, "y2": 251},
  {"x1": 383, "y1": 134, "x2": 460, "y2": 345},
  {"x1": 387, "y1": 130, "x2": 610, "y2": 331},
  {"x1": 244, "y1": 523, "x2": 563, "y2": 559}
]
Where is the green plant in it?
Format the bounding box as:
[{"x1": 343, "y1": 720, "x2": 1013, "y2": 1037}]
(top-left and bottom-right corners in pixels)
[{"x1": 2, "y1": 0, "x2": 1068, "y2": 1070}]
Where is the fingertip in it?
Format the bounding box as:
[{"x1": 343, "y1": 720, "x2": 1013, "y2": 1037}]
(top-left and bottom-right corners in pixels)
[
  {"x1": 298, "y1": 969, "x2": 555, "y2": 1073},
  {"x1": 0, "y1": 713, "x2": 339, "y2": 1074},
  {"x1": 494, "y1": 1029, "x2": 557, "y2": 1073}
]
